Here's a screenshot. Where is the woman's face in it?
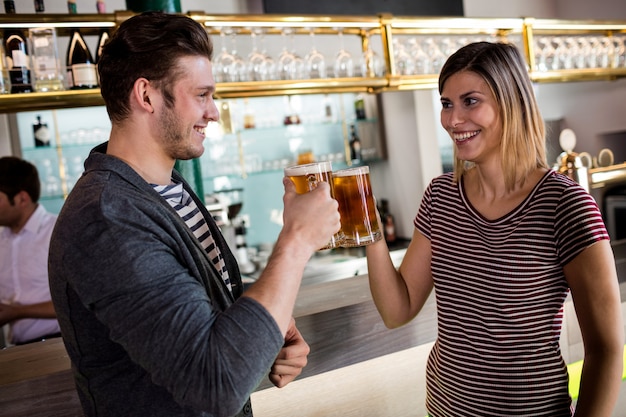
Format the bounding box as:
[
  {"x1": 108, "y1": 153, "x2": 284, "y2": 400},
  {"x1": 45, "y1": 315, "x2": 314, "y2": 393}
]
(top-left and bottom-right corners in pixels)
[{"x1": 440, "y1": 70, "x2": 502, "y2": 165}]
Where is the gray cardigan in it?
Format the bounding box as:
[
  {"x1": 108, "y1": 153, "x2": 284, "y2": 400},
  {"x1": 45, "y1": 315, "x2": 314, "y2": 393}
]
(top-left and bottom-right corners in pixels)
[{"x1": 49, "y1": 143, "x2": 283, "y2": 417}]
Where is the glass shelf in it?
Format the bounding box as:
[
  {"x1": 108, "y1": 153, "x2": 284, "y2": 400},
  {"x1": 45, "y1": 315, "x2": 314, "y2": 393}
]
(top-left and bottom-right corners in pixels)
[{"x1": 0, "y1": 13, "x2": 625, "y2": 113}]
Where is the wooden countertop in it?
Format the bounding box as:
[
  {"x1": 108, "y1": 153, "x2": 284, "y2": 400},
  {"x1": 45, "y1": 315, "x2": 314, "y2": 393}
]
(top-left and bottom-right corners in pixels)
[
  {"x1": 1, "y1": 240, "x2": 624, "y2": 416},
  {"x1": 0, "y1": 337, "x2": 69, "y2": 386}
]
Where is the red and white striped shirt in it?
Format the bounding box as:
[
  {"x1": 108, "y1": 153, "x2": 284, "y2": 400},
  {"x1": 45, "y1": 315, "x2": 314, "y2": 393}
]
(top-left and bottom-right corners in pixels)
[{"x1": 415, "y1": 170, "x2": 608, "y2": 417}]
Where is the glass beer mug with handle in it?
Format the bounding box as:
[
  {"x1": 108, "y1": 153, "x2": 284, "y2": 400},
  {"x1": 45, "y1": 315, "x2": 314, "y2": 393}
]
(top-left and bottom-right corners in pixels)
[
  {"x1": 332, "y1": 166, "x2": 383, "y2": 247},
  {"x1": 284, "y1": 161, "x2": 344, "y2": 249}
]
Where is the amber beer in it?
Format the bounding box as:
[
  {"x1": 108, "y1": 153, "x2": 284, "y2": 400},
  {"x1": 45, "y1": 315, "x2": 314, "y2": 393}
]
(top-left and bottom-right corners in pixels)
[
  {"x1": 284, "y1": 161, "x2": 343, "y2": 249},
  {"x1": 332, "y1": 166, "x2": 382, "y2": 247}
]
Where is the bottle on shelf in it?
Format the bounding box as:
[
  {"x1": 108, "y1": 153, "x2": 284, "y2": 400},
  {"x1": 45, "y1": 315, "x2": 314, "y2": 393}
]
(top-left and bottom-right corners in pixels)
[
  {"x1": 96, "y1": 0, "x2": 106, "y2": 13},
  {"x1": 0, "y1": 41, "x2": 9, "y2": 94},
  {"x1": 379, "y1": 199, "x2": 397, "y2": 243},
  {"x1": 243, "y1": 98, "x2": 256, "y2": 129},
  {"x1": 349, "y1": 124, "x2": 362, "y2": 164},
  {"x1": 66, "y1": 0, "x2": 98, "y2": 90},
  {"x1": 29, "y1": 27, "x2": 64, "y2": 92},
  {"x1": 322, "y1": 94, "x2": 334, "y2": 123},
  {"x1": 354, "y1": 93, "x2": 366, "y2": 120},
  {"x1": 283, "y1": 95, "x2": 301, "y2": 125},
  {"x1": 34, "y1": 0, "x2": 45, "y2": 12},
  {"x1": 3, "y1": 0, "x2": 34, "y2": 93},
  {"x1": 33, "y1": 115, "x2": 51, "y2": 147},
  {"x1": 95, "y1": 1, "x2": 109, "y2": 85},
  {"x1": 94, "y1": 29, "x2": 108, "y2": 85}
]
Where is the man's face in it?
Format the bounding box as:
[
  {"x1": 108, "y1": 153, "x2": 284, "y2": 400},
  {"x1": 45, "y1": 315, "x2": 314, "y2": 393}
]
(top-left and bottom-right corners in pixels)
[
  {"x1": 0, "y1": 191, "x2": 20, "y2": 229},
  {"x1": 154, "y1": 56, "x2": 219, "y2": 161}
]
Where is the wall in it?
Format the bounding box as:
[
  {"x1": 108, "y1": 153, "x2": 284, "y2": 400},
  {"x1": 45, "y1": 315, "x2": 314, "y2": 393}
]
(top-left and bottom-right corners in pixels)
[{"x1": 465, "y1": 0, "x2": 626, "y2": 19}]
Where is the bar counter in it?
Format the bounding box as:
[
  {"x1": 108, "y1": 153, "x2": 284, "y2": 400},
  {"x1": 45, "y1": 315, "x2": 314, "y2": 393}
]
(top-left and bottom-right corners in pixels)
[{"x1": 1, "y1": 241, "x2": 625, "y2": 417}]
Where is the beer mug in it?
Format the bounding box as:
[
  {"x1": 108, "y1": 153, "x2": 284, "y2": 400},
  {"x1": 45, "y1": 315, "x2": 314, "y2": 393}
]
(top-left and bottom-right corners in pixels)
[
  {"x1": 332, "y1": 166, "x2": 382, "y2": 247},
  {"x1": 284, "y1": 161, "x2": 343, "y2": 249}
]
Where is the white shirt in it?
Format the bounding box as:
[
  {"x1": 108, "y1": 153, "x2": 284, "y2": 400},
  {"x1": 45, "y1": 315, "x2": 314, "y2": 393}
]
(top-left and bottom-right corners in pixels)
[{"x1": 0, "y1": 204, "x2": 60, "y2": 344}]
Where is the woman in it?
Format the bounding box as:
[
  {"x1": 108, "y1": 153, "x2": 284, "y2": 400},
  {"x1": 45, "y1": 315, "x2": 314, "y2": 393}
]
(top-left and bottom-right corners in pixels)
[{"x1": 366, "y1": 41, "x2": 623, "y2": 416}]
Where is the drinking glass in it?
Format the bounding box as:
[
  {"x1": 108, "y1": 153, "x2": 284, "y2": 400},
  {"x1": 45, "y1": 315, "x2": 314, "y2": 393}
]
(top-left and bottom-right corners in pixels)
[
  {"x1": 596, "y1": 36, "x2": 613, "y2": 69},
  {"x1": 284, "y1": 161, "x2": 343, "y2": 249},
  {"x1": 213, "y1": 27, "x2": 237, "y2": 82},
  {"x1": 305, "y1": 29, "x2": 327, "y2": 78},
  {"x1": 611, "y1": 35, "x2": 626, "y2": 68},
  {"x1": 333, "y1": 29, "x2": 354, "y2": 78},
  {"x1": 277, "y1": 27, "x2": 296, "y2": 80},
  {"x1": 359, "y1": 35, "x2": 384, "y2": 77},
  {"x1": 535, "y1": 36, "x2": 556, "y2": 72},
  {"x1": 574, "y1": 37, "x2": 589, "y2": 69},
  {"x1": 423, "y1": 37, "x2": 446, "y2": 74},
  {"x1": 259, "y1": 30, "x2": 277, "y2": 80},
  {"x1": 332, "y1": 166, "x2": 382, "y2": 247},
  {"x1": 393, "y1": 38, "x2": 414, "y2": 75},
  {"x1": 227, "y1": 28, "x2": 246, "y2": 82},
  {"x1": 28, "y1": 27, "x2": 64, "y2": 91},
  {"x1": 407, "y1": 37, "x2": 430, "y2": 75},
  {"x1": 246, "y1": 27, "x2": 271, "y2": 81}
]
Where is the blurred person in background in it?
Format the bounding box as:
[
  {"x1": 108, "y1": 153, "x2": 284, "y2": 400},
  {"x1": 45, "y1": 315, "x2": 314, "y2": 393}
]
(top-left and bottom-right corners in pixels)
[{"x1": 0, "y1": 156, "x2": 60, "y2": 347}]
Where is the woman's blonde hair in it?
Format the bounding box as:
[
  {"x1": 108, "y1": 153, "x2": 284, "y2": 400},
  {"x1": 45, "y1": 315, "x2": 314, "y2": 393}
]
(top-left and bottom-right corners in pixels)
[{"x1": 438, "y1": 41, "x2": 549, "y2": 191}]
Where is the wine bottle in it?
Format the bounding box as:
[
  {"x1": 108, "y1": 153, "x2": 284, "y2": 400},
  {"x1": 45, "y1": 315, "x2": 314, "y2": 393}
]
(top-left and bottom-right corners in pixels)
[
  {"x1": 94, "y1": 30, "x2": 109, "y2": 85},
  {"x1": 354, "y1": 93, "x2": 366, "y2": 120},
  {"x1": 349, "y1": 124, "x2": 362, "y2": 163},
  {"x1": 34, "y1": 0, "x2": 45, "y2": 12},
  {"x1": 95, "y1": 1, "x2": 109, "y2": 85},
  {"x1": 3, "y1": 0, "x2": 34, "y2": 93},
  {"x1": 33, "y1": 115, "x2": 51, "y2": 147},
  {"x1": 379, "y1": 199, "x2": 397, "y2": 243},
  {"x1": 66, "y1": 1, "x2": 98, "y2": 89}
]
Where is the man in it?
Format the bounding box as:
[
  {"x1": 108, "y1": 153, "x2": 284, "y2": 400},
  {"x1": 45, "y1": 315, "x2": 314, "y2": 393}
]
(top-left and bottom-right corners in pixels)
[
  {"x1": 0, "y1": 156, "x2": 60, "y2": 346},
  {"x1": 48, "y1": 11, "x2": 340, "y2": 417}
]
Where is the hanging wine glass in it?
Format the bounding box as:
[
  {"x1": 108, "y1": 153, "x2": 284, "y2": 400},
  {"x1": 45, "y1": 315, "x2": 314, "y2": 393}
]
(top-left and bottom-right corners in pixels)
[
  {"x1": 358, "y1": 34, "x2": 384, "y2": 77},
  {"x1": 407, "y1": 37, "x2": 430, "y2": 75},
  {"x1": 213, "y1": 27, "x2": 236, "y2": 83},
  {"x1": 574, "y1": 36, "x2": 590, "y2": 69},
  {"x1": 535, "y1": 36, "x2": 556, "y2": 72},
  {"x1": 288, "y1": 28, "x2": 306, "y2": 79},
  {"x1": 228, "y1": 28, "x2": 246, "y2": 82},
  {"x1": 393, "y1": 37, "x2": 414, "y2": 75},
  {"x1": 259, "y1": 28, "x2": 277, "y2": 80},
  {"x1": 596, "y1": 36, "x2": 613, "y2": 69},
  {"x1": 552, "y1": 36, "x2": 571, "y2": 70},
  {"x1": 305, "y1": 28, "x2": 326, "y2": 78},
  {"x1": 277, "y1": 27, "x2": 296, "y2": 80},
  {"x1": 611, "y1": 35, "x2": 626, "y2": 68},
  {"x1": 247, "y1": 27, "x2": 270, "y2": 81},
  {"x1": 333, "y1": 28, "x2": 354, "y2": 78},
  {"x1": 557, "y1": 36, "x2": 578, "y2": 70},
  {"x1": 423, "y1": 37, "x2": 446, "y2": 74}
]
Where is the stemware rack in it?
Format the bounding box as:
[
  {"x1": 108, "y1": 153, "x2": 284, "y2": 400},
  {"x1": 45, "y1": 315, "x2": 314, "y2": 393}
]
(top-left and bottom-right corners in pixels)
[{"x1": 0, "y1": 10, "x2": 625, "y2": 113}]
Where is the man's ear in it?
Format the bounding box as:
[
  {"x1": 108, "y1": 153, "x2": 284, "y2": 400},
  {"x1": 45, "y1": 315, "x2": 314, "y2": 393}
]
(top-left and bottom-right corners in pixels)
[
  {"x1": 14, "y1": 190, "x2": 32, "y2": 206},
  {"x1": 131, "y1": 78, "x2": 155, "y2": 114}
]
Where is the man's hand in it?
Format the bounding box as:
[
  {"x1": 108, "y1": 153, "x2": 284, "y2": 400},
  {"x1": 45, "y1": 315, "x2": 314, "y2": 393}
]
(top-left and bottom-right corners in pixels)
[{"x1": 268, "y1": 318, "x2": 310, "y2": 388}]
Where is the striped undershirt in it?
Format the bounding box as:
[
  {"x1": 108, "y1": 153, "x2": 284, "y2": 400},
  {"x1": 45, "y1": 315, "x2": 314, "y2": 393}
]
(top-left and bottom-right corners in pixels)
[
  {"x1": 153, "y1": 181, "x2": 231, "y2": 293},
  {"x1": 415, "y1": 170, "x2": 608, "y2": 417}
]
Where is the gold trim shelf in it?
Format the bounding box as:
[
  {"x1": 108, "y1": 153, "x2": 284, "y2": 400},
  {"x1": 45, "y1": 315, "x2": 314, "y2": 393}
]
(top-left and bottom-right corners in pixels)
[{"x1": 0, "y1": 12, "x2": 625, "y2": 113}]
